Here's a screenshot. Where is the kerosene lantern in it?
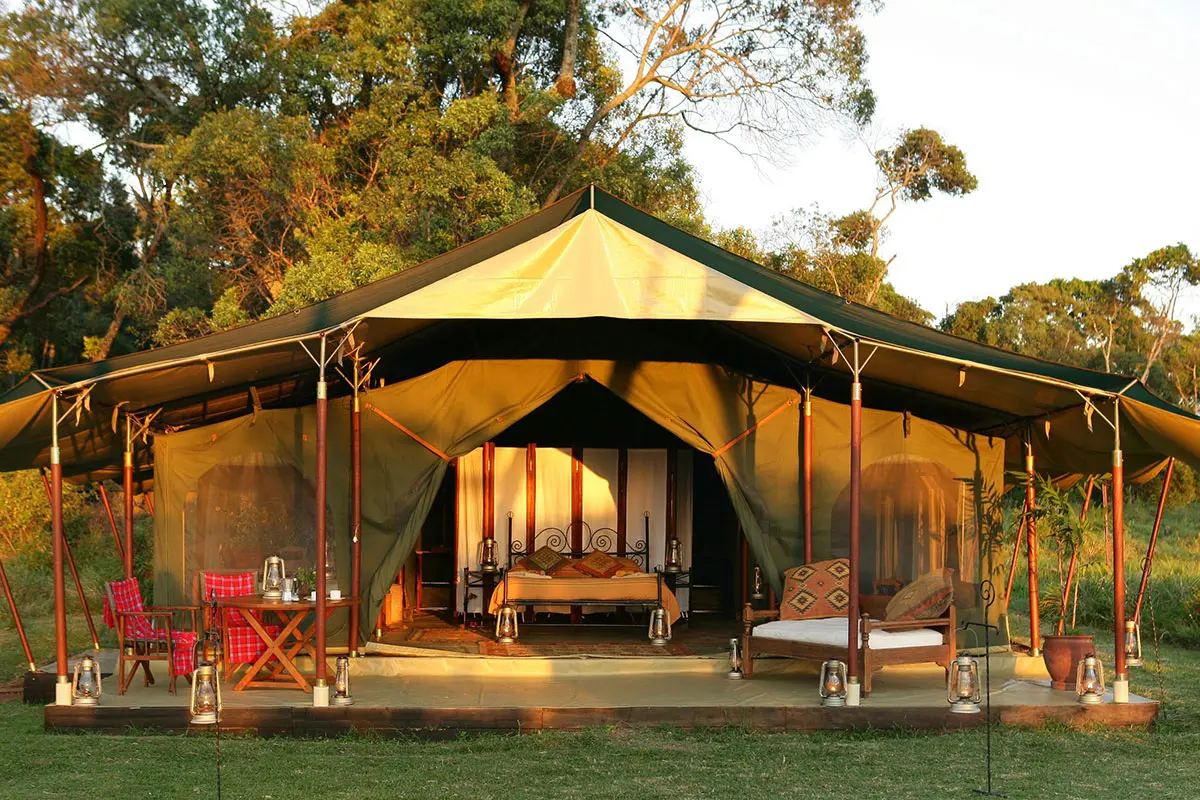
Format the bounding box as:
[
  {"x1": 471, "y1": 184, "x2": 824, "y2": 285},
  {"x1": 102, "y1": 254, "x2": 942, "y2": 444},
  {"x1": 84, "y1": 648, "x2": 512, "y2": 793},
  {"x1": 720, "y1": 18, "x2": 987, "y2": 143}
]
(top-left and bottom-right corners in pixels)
[
  {"x1": 71, "y1": 654, "x2": 102, "y2": 706},
  {"x1": 261, "y1": 555, "x2": 286, "y2": 599},
  {"x1": 664, "y1": 538, "x2": 683, "y2": 573},
  {"x1": 1076, "y1": 654, "x2": 1106, "y2": 705},
  {"x1": 947, "y1": 653, "x2": 982, "y2": 714},
  {"x1": 648, "y1": 607, "x2": 671, "y2": 645},
  {"x1": 495, "y1": 604, "x2": 519, "y2": 643},
  {"x1": 727, "y1": 638, "x2": 743, "y2": 679},
  {"x1": 819, "y1": 659, "x2": 848, "y2": 707},
  {"x1": 751, "y1": 567, "x2": 766, "y2": 601},
  {"x1": 189, "y1": 661, "x2": 222, "y2": 725},
  {"x1": 1124, "y1": 619, "x2": 1144, "y2": 668},
  {"x1": 480, "y1": 537, "x2": 499, "y2": 574},
  {"x1": 333, "y1": 654, "x2": 354, "y2": 706}
]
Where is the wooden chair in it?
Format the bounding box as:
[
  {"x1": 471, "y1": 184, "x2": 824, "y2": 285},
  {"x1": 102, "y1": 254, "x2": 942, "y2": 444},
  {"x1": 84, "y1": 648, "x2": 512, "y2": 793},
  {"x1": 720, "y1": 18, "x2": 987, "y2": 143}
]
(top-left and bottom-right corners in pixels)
[
  {"x1": 104, "y1": 578, "x2": 199, "y2": 695},
  {"x1": 196, "y1": 570, "x2": 282, "y2": 679},
  {"x1": 742, "y1": 595, "x2": 956, "y2": 696}
]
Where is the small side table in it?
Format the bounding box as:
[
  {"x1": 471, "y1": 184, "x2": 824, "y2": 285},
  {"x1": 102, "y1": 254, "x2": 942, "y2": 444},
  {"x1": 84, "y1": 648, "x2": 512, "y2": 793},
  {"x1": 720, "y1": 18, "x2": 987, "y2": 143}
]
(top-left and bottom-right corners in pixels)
[
  {"x1": 461, "y1": 568, "x2": 503, "y2": 627},
  {"x1": 661, "y1": 568, "x2": 692, "y2": 620}
]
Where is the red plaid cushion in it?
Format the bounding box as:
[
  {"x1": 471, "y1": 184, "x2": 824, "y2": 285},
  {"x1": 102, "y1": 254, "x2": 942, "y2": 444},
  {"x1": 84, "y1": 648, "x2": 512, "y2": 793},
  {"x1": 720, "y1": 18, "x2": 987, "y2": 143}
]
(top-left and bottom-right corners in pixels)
[
  {"x1": 225, "y1": 624, "x2": 283, "y2": 665},
  {"x1": 105, "y1": 578, "x2": 198, "y2": 677},
  {"x1": 202, "y1": 571, "x2": 259, "y2": 629}
]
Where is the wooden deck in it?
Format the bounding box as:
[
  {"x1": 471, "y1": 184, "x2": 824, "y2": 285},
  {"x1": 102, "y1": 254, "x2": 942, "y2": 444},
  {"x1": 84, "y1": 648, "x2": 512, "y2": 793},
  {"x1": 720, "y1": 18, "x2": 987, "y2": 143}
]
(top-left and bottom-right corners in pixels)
[{"x1": 37, "y1": 639, "x2": 1159, "y2": 736}]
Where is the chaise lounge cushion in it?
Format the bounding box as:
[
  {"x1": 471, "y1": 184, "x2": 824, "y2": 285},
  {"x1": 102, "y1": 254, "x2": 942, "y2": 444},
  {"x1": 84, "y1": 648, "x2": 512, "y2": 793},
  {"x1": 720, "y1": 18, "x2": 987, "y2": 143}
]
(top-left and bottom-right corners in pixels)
[
  {"x1": 751, "y1": 617, "x2": 944, "y2": 650},
  {"x1": 884, "y1": 569, "x2": 954, "y2": 621},
  {"x1": 780, "y1": 559, "x2": 851, "y2": 621}
]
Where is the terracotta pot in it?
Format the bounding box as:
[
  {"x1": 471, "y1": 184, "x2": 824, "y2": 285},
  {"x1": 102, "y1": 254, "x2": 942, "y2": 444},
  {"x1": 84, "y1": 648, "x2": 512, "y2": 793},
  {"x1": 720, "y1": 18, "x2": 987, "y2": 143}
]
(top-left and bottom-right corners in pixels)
[{"x1": 1042, "y1": 634, "x2": 1095, "y2": 690}]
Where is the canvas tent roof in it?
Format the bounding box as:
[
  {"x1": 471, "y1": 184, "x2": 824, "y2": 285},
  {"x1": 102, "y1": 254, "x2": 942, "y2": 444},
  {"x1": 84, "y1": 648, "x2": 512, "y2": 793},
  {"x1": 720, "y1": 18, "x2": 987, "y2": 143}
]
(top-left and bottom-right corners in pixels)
[{"x1": 1, "y1": 184, "x2": 1198, "y2": 481}]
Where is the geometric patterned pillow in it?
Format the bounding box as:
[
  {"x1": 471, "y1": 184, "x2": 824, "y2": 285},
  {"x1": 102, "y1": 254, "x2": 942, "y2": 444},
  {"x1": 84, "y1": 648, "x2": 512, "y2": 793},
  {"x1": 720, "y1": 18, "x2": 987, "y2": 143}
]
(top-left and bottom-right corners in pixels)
[
  {"x1": 885, "y1": 569, "x2": 954, "y2": 621},
  {"x1": 576, "y1": 550, "x2": 622, "y2": 578},
  {"x1": 524, "y1": 545, "x2": 567, "y2": 574},
  {"x1": 780, "y1": 558, "x2": 851, "y2": 621}
]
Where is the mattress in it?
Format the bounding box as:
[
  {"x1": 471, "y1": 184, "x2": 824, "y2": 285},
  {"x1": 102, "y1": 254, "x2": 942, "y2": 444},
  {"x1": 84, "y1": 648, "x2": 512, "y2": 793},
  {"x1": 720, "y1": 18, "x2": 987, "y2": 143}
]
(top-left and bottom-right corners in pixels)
[
  {"x1": 751, "y1": 617, "x2": 944, "y2": 650},
  {"x1": 489, "y1": 573, "x2": 682, "y2": 623}
]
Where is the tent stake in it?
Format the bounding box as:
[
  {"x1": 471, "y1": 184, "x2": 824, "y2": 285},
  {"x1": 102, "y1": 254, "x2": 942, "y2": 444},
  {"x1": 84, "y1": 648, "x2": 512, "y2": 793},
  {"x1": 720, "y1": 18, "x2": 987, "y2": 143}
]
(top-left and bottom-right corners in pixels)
[
  {"x1": 1133, "y1": 457, "x2": 1173, "y2": 625},
  {"x1": 0, "y1": 559, "x2": 35, "y2": 671}
]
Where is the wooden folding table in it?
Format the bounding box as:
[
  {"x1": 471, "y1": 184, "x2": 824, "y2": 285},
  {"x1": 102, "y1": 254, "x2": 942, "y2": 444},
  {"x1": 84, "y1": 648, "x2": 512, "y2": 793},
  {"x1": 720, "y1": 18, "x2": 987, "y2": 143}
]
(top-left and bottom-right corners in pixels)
[{"x1": 220, "y1": 595, "x2": 359, "y2": 691}]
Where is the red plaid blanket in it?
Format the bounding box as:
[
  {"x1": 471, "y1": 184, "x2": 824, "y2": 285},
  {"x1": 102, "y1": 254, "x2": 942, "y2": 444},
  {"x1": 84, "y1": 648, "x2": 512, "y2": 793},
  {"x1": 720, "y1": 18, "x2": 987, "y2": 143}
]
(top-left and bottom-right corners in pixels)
[
  {"x1": 202, "y1": 571, "x2": 282, "y2": 665},
  {"x1": 103, "y1": 577, "x2": 197, "y2": 677}
]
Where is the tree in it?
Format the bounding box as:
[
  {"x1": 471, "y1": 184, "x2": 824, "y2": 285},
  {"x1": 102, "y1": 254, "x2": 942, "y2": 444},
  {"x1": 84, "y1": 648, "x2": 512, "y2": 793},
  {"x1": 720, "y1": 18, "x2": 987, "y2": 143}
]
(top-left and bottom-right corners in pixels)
[
  {"x1": 859, "y1": 127, "x2": 977, "y2": 304},
  {"x1": 540, "y1": 0, "x2": 876, "y2": 204},
  {"x1": 1121, "y1": 244, "x2": 1200, "y2": 382}
]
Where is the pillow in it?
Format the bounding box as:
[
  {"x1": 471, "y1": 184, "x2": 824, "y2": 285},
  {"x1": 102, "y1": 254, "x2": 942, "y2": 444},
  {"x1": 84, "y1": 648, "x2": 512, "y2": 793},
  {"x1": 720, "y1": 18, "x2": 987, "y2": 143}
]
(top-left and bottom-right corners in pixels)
[
  {"x1": 514, "y1": 557, "x2": 545, "y2": 574},
  {"x1": 577, "y1": 550, "x2": 622, "y2": 578},
  {"x1": 524, "y1": 545, "x2": 567, "y2": 574},
  {"x1": 885, "y1": 569, "x2": 954, "y2": 621},
  {"x1": 549, "y1": 559, "x2": 588, "y2": 578},
  {"x1": 780, "y1": 559, "x2": 851, "y2": 621}
]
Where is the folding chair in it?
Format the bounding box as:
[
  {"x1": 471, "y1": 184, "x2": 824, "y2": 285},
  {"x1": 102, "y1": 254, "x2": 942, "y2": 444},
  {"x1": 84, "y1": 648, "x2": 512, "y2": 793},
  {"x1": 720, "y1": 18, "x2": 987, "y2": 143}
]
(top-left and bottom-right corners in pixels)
[{"x1": 103, "y1": 578, "x2": 199, "y2": 695}]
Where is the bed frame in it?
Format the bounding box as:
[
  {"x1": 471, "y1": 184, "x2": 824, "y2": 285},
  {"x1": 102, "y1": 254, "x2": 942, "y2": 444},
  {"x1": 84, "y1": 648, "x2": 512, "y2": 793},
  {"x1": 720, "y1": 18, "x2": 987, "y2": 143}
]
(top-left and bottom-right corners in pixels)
[
  {"x1": 500, "y1": 520, "x2": 663, "y2": 622},
  {"x1": 742, "y1": 595, "x2": 956, "y2": 695}
]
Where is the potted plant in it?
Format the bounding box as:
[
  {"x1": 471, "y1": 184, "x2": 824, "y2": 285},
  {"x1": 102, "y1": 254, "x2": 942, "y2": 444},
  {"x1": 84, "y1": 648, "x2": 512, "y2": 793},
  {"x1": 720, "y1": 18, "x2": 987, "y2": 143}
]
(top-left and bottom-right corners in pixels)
[
  {"x1": 1031, "y1": 476, "x2": 1101, "y2": 689},
  {"x1": 294, "y1": 566, "x2": 316, "y2": 601}
]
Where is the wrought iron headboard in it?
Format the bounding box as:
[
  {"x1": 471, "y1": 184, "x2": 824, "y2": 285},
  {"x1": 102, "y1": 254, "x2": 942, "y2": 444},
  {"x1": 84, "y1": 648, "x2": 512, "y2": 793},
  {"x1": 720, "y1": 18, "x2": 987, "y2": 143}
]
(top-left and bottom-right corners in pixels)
[{"x1": 508, "y1": 515, "x2": 650, "y2": 570}]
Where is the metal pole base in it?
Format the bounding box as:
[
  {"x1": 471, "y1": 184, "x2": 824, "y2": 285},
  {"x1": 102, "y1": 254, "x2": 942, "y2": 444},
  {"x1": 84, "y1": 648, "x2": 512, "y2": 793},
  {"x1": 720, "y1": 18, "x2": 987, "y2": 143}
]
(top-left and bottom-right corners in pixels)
[
  {"x1": 55, "y1": 679, "x2": 72, "y2": 707},
  {"x1": 313, "y1": 682, "x2": 330, "y2": 707},
  {"x1": 1113, "y1": 677, "x2": 1130, "y2": 704},
  {"x1": 846, "y1": 680, "x2": 861, "y2": 707}
]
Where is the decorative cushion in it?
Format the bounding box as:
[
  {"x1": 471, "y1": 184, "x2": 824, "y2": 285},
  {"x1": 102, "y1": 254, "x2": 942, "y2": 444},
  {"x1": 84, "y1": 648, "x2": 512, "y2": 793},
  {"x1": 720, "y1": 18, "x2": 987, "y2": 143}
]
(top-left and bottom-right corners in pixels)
[
  {"x1": 524, "y1": 545, "x2": 567, "y2": 574},
  {"x1": 885, "y1": 569, "x2": 954, "y2": 621},
  {"x1": 576, "y1": 550, "x2": 622, "y2": 578},
  {"x1": 514, "y1": 557, "x2": 545, "y2": 574},
  {"x1": 780, "y1": 559, "x2": 851, "y2": 621},
  {"x1": 548, "y1": 559, "x2": 588, "y2": 578}
]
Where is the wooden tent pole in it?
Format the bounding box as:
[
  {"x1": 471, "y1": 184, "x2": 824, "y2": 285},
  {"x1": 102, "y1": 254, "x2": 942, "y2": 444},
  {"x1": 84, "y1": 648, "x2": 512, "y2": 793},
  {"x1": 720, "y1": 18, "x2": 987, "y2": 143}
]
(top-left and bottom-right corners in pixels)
[
  {"x1": 349, "y1": 386, "x2": 363, "y2": 656},
  {"x1": 1024, "y1": 432, "x2": 1041, "y2": 657},
  {"x1": 0, "y1": 559, "x2": 35, "y2": 671},
  {"x1": 48, "y1": 394, "x2": 70, "y2": 704},
  {"x1": 313, "y1": 335, "x2": 330, "y2": 705},
  {"x1": 1133, "y1": 457, "x2": 1174, "y2": 625},
  {"x1": 847, "y1": 340, "x2": 863, "y2": 704},
  {"x1": 97, "y1": 483, "x2": 125, "y2": 564},
  {"x1": 40, "y1": 468, "x2": 99, "y2": 651},
  {"x1": 123, "y1": 417, "x2": 135, "y2": 579},
  {"x1": 1002, "y1": 494, "x2": 1029, "y2": 613},
  {"x1": 1111, "y1": 400, "x2": 1128, "y2": 697},
  {"x1": 802, "y1": 389, "x2": 813, "y2": 563},
  {"x1": 1057, "y1": 477, "x2": 1094, "y2": 634}
]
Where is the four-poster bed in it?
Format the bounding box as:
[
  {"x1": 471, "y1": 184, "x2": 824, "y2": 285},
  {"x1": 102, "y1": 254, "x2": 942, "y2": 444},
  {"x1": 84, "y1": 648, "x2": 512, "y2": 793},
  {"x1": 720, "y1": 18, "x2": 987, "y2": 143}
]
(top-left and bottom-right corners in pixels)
[{"x1": 1, "y1": 185, "x2": 1198, "y2": 718}]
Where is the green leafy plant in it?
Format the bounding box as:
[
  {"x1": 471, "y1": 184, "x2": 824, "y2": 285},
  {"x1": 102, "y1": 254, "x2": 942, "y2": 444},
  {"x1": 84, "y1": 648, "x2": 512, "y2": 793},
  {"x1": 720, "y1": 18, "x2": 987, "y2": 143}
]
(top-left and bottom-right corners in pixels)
[{"x1": 1026, "y1": 475, "x2": 1103, "y2": 635}]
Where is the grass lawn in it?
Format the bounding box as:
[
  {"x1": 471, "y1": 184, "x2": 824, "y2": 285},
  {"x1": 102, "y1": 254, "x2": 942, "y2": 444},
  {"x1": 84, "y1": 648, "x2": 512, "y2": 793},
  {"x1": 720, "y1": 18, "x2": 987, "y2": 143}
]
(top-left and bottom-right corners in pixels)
[{"x1": 0, "y1": 621, "x2": 1198, "y2": 799}]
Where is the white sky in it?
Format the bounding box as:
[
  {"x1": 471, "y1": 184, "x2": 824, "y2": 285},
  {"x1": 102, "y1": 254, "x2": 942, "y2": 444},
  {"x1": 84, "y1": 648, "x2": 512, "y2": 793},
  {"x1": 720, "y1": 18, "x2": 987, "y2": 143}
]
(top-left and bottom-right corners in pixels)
[{"x1": 684, "y1": 0, "x2": 1200, "y2": 322}]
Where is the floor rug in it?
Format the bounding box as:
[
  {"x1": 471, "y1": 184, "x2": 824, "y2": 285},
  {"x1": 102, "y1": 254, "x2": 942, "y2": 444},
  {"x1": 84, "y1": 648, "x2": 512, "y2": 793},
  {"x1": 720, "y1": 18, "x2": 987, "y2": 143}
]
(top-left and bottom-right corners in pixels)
[{"x1": 477, "y1": 641, "x2": 695, "y2": 657}]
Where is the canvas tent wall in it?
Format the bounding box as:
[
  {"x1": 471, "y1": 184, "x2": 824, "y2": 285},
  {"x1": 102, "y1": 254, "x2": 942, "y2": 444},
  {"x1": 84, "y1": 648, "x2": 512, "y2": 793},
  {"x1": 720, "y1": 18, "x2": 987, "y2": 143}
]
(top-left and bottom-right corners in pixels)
[{"x1": 152, "y1": 358, "x2": 1006, "y2": 644}]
